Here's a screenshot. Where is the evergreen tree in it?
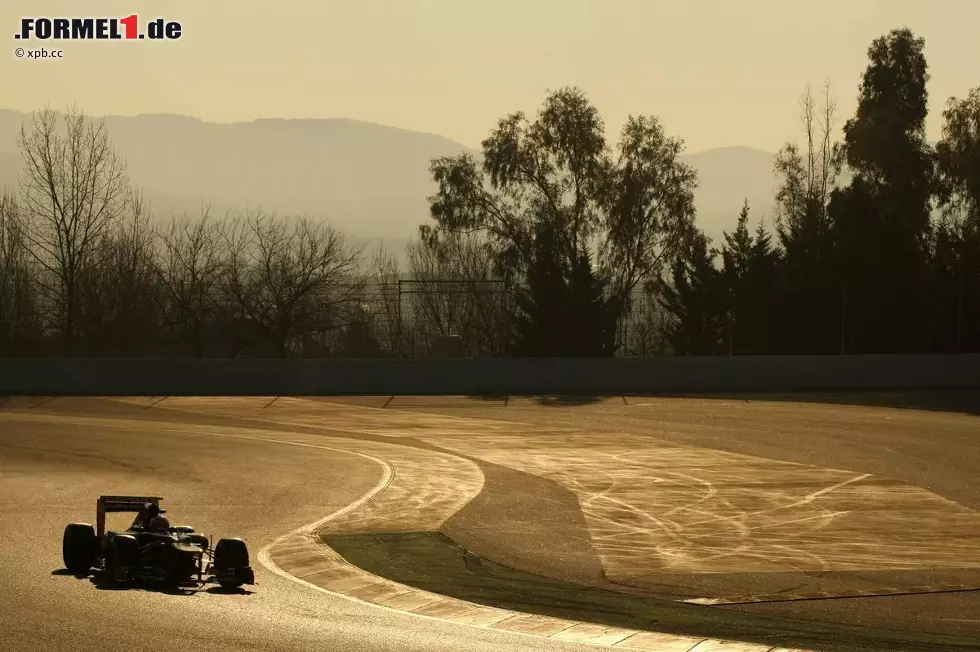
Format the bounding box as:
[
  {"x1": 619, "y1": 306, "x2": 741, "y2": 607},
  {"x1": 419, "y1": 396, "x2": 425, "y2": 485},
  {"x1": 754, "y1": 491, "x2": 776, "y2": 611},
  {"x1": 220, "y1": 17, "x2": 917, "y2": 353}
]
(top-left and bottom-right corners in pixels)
[
  {"x1": 827, "y1": 176, "x2": 875, "y2": 354},
  {"x1": 514, "y1": 223, "x2": 568, "y2": 356},
  {"x1": 748, "y1": 220, "x2": 780, "y2": 353},
  {"x1": 513, "y1": 223, "x2": 616, "y2": 356},
  {"x1": 929, "y1": 218, "x2": 963, "y2": 351},
  {"x1": 565, "y1": 250, "x2": 617, "y2": 356},
  {"x1": 661, "y1": 230, "x2": 727, "y2": 355},
  {"x1": 834, "y1": 27, "x2": 935, "y2": 352},
  {"x1": 958, "y1": 216, "x2": 980, "y2": 351},
  {"x1": 770, "y1": 86, "x2": 842, "y2": 354},
  {"x1": 720, "y1": 202, "x2": 781, "y2": 354},
  {"x1": 927, "y1": 214, "x2": 980, "y2": 352},
  {"x1": 774, "y1": 184, "x2": 839, "y2": 354},
  {"x1": 721, "y1": 201, "x2": 754, "y2": 354}
]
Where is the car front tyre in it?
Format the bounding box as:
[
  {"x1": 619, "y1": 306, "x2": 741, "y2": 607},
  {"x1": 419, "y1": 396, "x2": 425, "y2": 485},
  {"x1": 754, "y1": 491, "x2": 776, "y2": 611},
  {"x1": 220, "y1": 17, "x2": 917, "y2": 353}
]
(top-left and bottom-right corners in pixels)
[{"x1": 213, "y1": 538, "x2": 251, "y2": 589}]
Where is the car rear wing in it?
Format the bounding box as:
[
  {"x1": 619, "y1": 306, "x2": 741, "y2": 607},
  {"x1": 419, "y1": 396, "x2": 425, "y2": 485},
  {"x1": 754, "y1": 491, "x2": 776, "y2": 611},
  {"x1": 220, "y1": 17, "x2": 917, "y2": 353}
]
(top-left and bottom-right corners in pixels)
[{"x1": 97, "y1": 495, "x2": 162, "y2": 536}]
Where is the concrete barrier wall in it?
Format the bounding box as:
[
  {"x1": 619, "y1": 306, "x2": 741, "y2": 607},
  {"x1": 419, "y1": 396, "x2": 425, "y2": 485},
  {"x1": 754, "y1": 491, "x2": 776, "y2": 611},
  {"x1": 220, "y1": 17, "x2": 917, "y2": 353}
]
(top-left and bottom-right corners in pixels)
[{"x1": 0, "y1": 355, "x2": 978, "y2": 396}]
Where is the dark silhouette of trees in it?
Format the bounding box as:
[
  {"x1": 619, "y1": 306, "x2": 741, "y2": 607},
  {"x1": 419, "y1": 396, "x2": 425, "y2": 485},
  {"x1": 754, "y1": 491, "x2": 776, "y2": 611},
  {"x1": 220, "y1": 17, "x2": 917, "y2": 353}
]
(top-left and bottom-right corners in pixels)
[
  {"x1": 4, "y1": 33, "x2": 980, "y2": 360},
  {"x1": 746, "y1": 222, "x2": 780, "y2": 352},
  {"x1": 601, "y1": 113, "x2": 699, "y2": 314},
  {"x1": 425, "y1": 87, "x2": 697, "y2": 348},
  {"x1": 720, "y1": 201, "x2": 779, "y2": 354},
  {"x1": 771, "y1": 84, "x2": 843, "y2": 353},
  {"x1": 366, "y1": 244, "x2": 402, "y2": 355},
  {"x1": 17, "y1": 107, "x2": 131, "y2": 354},
  {"x1": 513, "y1": 224, "x2": 569, "y2": 356},
  {"x1": 156, "y1": 210, "x2": 228, "y2": 357},
  {"x1": 221, "y1": 212, "x2": 361, "y2": 358},
  {"x1": 513, "y1": 222, "x2": 616, "y2": 356},
  {"x1": 936, "y1": 88, "x2": 980, "y2": 221},
  {"x1": 662, "y1": 202, "x2": 778, "y2": 357},
  {"x1": 566, "y1": 249, "x2": 617, "y2": 356},
  {"x1": 404, "y1": 234, "x2": 513, "y2": 357},
  {"x1": 659, "y1": 29, "x2": 964, "y2": 359},
  {"x1": 0, "y1": 193, "x2": 39, "y2": 354},
  {"x1": 661, "y1": 230, "x2": 726, "y2": 355},
  {"x1": 933, "y1": 87, "x2": 980, "y2": 351},
  {"x1": 83, "y1": 191, "x2": 162, "y2": 355},
  {"x1": 832, "y1": 28, "x2": 935, "y2": 353}
]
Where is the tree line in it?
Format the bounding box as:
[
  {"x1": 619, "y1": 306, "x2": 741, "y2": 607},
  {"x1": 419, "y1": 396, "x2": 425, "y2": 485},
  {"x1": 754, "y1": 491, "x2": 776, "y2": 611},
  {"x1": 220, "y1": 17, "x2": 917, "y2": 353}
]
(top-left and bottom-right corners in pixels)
[
  {"x1": 658, "y1": 29, "x2": 980, "y2": 355},
  {"x1": 1, "y1": 27, "x2": 977, "y2": 358},
  {"x1": 0, "y1": 106, "x2": 506, "y2": 358},
  {"x1": 424, "y1": 27, "x2": 980, "y2": 356},
  {"x1": 0, "y1": 108, "x2": 369, "y2": 358}
]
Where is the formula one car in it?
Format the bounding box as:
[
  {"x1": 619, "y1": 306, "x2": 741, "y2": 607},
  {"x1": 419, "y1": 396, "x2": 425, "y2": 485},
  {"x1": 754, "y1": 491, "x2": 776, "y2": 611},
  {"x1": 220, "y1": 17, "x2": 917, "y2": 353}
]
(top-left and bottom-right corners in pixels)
[{"x1": 61, "y1": 495, "x2": 255, "y2": 589}]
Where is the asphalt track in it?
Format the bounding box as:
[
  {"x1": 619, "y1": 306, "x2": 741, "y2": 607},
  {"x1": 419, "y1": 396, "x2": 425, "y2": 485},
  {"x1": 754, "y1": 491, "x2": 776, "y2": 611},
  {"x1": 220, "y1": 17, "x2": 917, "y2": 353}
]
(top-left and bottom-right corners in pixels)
[
  {"x1": 0, "y1": 400, "x2": 606, "y2": 652},
  {"x1": 2, "y1": 395, "x2": 980, "y2": 652}
]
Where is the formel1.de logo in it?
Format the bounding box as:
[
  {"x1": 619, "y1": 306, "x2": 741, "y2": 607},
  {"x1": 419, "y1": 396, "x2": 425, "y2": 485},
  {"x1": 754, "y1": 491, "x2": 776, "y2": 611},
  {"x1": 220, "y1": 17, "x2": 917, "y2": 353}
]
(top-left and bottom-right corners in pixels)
[{"x1": 15, "y1": 16, "x2": 182, "y2": 41}]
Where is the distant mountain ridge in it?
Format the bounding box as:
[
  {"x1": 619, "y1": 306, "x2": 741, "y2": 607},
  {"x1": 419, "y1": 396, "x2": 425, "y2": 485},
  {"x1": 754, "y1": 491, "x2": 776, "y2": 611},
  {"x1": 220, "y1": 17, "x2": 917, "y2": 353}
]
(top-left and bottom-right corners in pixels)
[{"x1": 0, "y1": 110, "x2": 780, "y2": 252}]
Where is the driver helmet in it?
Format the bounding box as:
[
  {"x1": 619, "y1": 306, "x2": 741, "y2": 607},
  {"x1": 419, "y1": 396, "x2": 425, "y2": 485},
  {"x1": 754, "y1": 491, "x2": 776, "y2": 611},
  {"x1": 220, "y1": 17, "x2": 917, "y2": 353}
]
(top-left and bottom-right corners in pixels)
[{"x1": 145, "y1": 502, "x2": 166, "y2": 515}]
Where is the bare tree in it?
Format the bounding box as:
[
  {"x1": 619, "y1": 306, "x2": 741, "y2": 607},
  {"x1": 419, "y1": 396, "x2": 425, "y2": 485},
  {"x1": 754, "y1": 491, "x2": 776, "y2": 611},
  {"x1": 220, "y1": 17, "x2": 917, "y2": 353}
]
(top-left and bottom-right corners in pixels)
[
  {"x1": 86, "y1": 189, "x2": 162, "y2": 354},
  {"x1": 156, "y1": 208, "x2": 227, "y2": 357},
  {"x1": 405, "y1": 233, "x2": 512, "y2": 357},
  {"x1": 0, "y1": 193, "x2": 39, "y2": 353},
  {"x1": 17, "y1": 107, "x2": 130, "y2": 353},
  {"x1": 0, "y1": 193, "x2": 23, "y2": 324},
  {"x1": 405, "y1": 239, "x2": 464, "y2": 351},
  {"x1": 774, "y1": 82, "x2": 843, "y2": 238},
  {"x1": 222, "y1": 211, "x2": 361, "y2": 358},
  {"x1": 771, "y1": 83, "x2": 849, "y2": 354},
  {"x1": 216, "y1": 212, "x2": 256, "y2": 356},
  {"x1": 367, "y1": 244, "x2": 402, "y2": 354}
]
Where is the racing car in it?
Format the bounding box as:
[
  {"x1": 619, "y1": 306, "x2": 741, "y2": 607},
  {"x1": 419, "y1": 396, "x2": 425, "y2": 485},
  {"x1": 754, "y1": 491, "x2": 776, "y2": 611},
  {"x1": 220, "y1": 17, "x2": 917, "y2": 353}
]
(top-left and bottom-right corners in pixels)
[{"x1": 61, "y1": 495, "x2": 255, "y2": 589}]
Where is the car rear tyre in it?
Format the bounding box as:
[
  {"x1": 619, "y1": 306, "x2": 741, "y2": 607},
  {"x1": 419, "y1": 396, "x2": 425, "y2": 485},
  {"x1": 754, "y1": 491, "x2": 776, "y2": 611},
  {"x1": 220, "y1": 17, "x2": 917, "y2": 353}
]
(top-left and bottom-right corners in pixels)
[{"x1": 62, "y1": 523, "x2": 96, "y2": 573}]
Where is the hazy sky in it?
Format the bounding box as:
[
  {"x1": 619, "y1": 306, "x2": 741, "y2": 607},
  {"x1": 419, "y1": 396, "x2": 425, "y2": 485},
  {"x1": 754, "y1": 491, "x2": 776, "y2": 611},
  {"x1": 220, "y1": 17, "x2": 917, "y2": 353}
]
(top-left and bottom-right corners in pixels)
[{"x1": 3, "y1": 1, "x2": 978, "y2": 153}]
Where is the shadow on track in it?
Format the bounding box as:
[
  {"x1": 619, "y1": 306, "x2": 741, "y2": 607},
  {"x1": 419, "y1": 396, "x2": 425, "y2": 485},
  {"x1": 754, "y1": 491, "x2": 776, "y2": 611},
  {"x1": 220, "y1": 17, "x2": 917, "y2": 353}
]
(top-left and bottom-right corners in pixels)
[
  {"x1": 50, "y1": 569, "x2": 89, "y2": 579},
  {"x1": 659, "y1": 389, "x2": 980, "y2": 417},
  {"x1": 385, "y1": 394, "x2": 610, "y2": 407},
  {"x1": 51, "y1": 568, "x2": 254, "y2": 596},
  {"x1": 205, "y1": 586, "x2": 254, "y2": 596},
  {"x1": 87, "y1": 572, "x2": 196, "y2": 595},
  {"x1": 530, "y1": 395, "x2": 607, "y2": 406}
]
